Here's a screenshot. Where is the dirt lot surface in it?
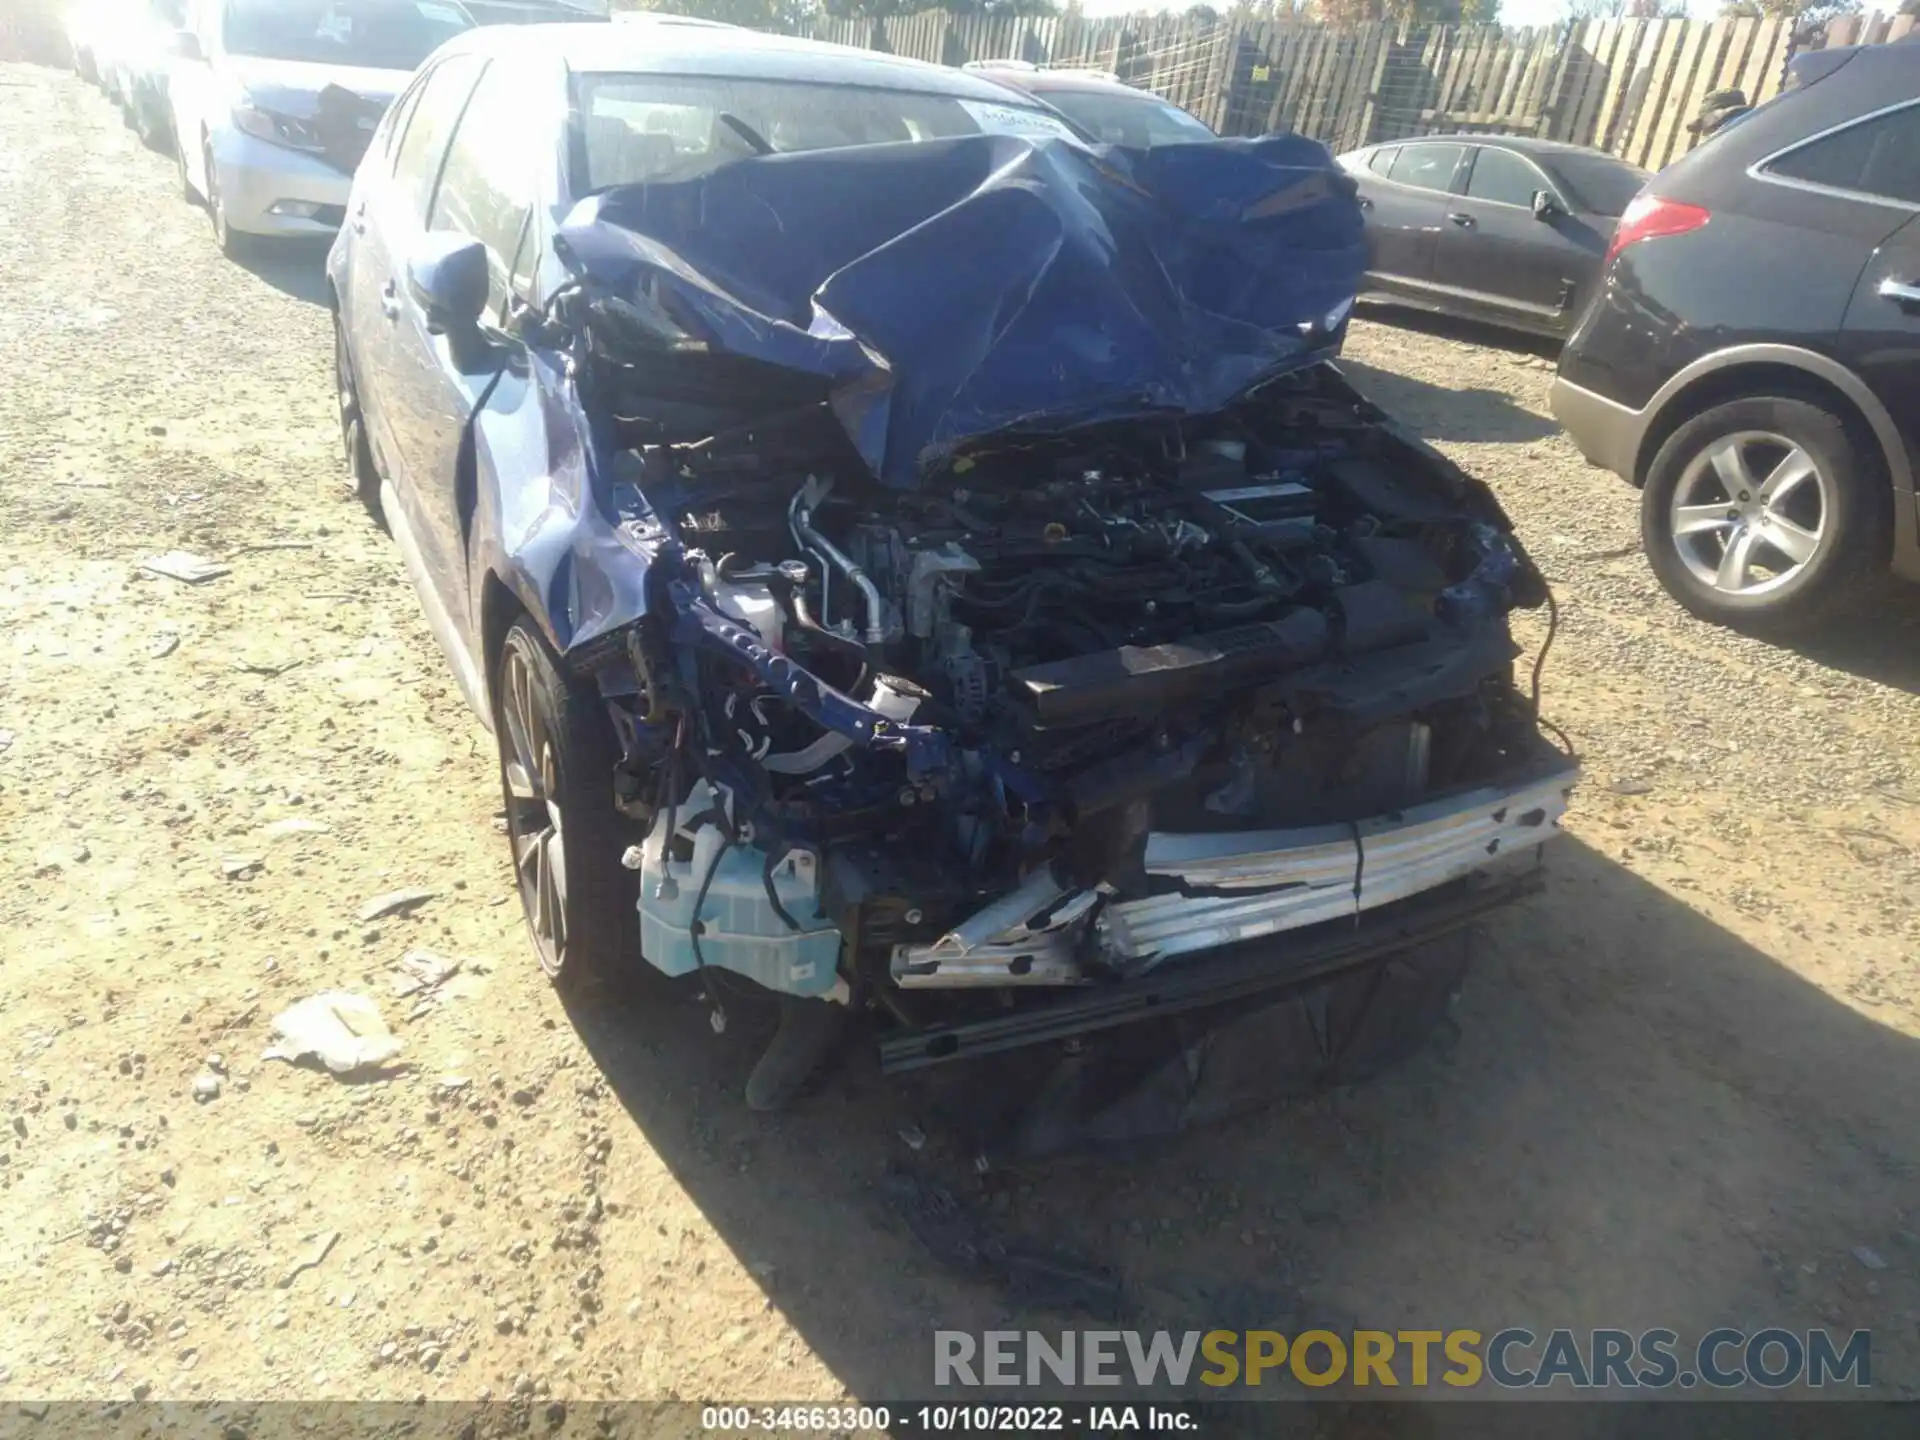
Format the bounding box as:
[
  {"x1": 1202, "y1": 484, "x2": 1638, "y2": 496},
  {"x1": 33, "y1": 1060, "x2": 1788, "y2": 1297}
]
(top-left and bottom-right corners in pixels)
[{"x1": 5, "y1": 62, "x2": 1920, "y2": 1411}]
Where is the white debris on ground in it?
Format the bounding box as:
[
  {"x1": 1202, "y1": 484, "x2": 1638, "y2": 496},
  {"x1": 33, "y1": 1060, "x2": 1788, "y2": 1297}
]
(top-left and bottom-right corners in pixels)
[{"x1": 262, "y1": 993, "x2": 404, "y2": 1076}]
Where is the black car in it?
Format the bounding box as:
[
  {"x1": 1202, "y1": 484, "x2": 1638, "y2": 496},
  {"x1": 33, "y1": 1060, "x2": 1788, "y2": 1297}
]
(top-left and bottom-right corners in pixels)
[
  {"x1": 1337, "y1": 136, "x2": 1648, "y2": 338},
  {"x1": 1552, "y1": 42, "x2": 1920, "y2": 633}
]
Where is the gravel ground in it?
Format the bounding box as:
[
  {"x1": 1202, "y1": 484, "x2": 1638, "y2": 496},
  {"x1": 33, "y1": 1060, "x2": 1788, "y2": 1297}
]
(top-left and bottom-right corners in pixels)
[{"x1": 4, "y1": 62, "x2": 1920, "y2": 1409}]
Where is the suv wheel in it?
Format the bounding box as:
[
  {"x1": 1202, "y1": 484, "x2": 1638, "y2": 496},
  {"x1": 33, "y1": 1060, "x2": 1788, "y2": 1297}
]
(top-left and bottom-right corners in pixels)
[
  {"x1": 1641, "y1": 395, "x2": 1887, "y2": 635},
  {"x1": 493, "y1": 617, "x2": 640, "y2": 995}
]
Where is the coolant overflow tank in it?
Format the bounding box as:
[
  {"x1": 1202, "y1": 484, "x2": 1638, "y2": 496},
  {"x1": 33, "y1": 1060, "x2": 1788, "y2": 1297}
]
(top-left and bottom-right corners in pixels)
[{"x1": 635, "y1": 781, "x2": 842, "y2": 997}]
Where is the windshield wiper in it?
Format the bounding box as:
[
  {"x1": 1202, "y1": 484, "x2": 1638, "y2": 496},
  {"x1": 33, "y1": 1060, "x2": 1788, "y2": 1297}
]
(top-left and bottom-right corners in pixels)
[{"x1": 716, "y1": 112, "x2": 773, "y2": 156}]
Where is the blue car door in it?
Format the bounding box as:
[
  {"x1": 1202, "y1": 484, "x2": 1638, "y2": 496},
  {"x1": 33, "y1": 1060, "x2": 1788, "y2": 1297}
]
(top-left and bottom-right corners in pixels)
[
  {"x1": 354, "y1": 52, "x2": 486, "y2": 588},
  {"x1": 382, "y1": 54, "x2": 543, "y2": 661}
]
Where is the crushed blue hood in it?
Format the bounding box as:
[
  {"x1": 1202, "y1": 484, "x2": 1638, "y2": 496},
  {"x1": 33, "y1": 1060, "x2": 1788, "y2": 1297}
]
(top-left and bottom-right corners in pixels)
[{"x1": 555, "y1": 132, "x2": 1366, "y2": 488}]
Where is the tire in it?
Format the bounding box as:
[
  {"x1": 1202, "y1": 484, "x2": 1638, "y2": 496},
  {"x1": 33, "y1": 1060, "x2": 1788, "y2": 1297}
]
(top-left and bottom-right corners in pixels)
[
  {"x1": 333, "y1": 312, "x2": 383, "y2": 522},
  {"x1": 203, "y1": 141, "x2": 252, "y2": 260},
  {"x1": 492, "y1": 616, "x2": 641, "y2": 996},
  {"x1": 1641, "y1": 394, "x2": 1888, "y2": 636},
  {"x1": 134, "y1": 91, "x2": 170, "y2": 152}
]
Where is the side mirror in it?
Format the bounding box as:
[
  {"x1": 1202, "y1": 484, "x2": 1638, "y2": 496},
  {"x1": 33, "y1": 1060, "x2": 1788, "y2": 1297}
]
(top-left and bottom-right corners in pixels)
[
  {"x1": 168, "y1": 29, "x2": 203, "y2": 61},
  {"x1": 405, "y1": 232, "x2": 489, "y2": 339},
  {"x1": 1531, "y1": 189, "x2": 1562, "y2": 222}
]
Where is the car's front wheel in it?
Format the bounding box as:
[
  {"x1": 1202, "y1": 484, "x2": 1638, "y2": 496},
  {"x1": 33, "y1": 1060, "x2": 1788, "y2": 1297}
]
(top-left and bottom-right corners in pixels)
[
  {"x1": 493, "y1": 616, "x2": 640, "y2": 995},
  {"x1": 1641, "y1": 394, "x2": 1888, "y2": 635},
  {"x1": 202, "y1": 140, "x2": 249, "y2": 259}
]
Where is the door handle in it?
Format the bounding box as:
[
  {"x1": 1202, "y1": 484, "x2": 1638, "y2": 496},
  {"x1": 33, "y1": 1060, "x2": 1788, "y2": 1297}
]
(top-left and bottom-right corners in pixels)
[
  {"x1": 1358, "y1": 196, "x2": 1373, "y2": 210},
  {"x1": 1448, "y1": 212, "x2": 1475, "y2": 228},
  {"x1": 379, "y1": 282, "x2": 401, "y2": 321},
  {"x1": 1880, "y1": 277, "x2": 1920, "y2": 309}
]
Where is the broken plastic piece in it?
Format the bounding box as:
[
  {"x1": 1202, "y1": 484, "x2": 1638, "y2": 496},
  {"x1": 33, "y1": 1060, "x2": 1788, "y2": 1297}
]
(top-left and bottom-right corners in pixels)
[
  {"x1": 389, "y1": 950, "x2": 463, "y2": 998},
  {"x1": 140, "y1": 551, "x2": 230, "y2": 584},
  {"x1": 262, "y1": 992, "x2": 404, "y2": 1076}
]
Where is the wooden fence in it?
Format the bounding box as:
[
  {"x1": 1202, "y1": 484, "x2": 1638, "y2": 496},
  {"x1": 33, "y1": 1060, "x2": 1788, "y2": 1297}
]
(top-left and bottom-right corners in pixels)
[
  {"x1": 10, "y1": 0, "x2": 1914, "y2": 171},
  {"x1": 809, "y1": 9, "x2": 1917, "y2": 174}
]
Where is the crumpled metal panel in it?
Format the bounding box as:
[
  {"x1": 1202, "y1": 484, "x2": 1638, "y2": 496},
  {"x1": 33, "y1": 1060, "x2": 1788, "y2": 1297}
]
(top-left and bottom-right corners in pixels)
[{"x1": 556, "y1": 131, "x2": 1366, "y2": 487}]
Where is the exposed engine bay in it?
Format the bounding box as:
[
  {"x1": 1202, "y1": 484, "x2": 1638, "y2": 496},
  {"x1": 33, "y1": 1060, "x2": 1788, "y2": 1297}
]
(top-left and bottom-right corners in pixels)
[
  {"x1": 419, "y1": 129, "x2": 1584, "y2": 1142},
  {"x1": 583, "y1": 360, "x2": 1577, "y2": 1042}
]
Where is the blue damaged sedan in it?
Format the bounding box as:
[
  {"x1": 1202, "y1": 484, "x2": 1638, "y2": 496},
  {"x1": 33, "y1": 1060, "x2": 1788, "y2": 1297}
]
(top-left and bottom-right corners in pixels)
[{"x1": 328, "y1": 20, "x2": 1577, "y2": 1151}]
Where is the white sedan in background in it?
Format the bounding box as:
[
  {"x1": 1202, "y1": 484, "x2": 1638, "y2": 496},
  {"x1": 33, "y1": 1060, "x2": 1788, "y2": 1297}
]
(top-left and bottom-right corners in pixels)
[{"x1": 168, "y1": 0, "x2": 475, "y2": 255}]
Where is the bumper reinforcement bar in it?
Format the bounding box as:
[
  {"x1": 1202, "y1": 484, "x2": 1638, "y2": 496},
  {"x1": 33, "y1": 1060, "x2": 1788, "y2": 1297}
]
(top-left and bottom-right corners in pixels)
[{"x1": 877, "y1": 864, "x2": 1542, "y2": 1073}]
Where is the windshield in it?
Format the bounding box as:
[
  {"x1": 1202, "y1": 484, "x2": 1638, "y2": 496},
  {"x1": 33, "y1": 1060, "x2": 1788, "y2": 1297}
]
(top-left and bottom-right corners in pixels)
[
  {"x1": 572, "y1": 73, "x2": 1080, "y2": 192},
  {"x1": 222, "y1": 0, "x2": 473, "y2": 70},
  {"x1": 1035, "y1": 88, "x2": 1214, "y2": 147},
  {"x1": 1547, "y1": 154, "x2": 1648, "y2": 217}
]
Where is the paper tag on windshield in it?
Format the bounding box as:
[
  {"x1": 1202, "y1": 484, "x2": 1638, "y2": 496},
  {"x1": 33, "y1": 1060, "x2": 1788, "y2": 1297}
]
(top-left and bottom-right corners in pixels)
[{"x1": 958, "y1": 101, "x2": 1077, "y2": 142}]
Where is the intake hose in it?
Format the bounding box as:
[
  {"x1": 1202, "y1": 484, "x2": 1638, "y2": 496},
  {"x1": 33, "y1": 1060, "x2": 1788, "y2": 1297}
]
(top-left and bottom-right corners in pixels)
[
  {"x1": 767, "y1": 560, "x2": 870, "y2": 668},
  {"x1": 788, "y1": 479, "x2": 888, "y2": 646}
]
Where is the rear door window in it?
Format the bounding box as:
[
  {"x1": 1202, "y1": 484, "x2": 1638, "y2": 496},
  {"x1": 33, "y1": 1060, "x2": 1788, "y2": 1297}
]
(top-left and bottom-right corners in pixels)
[
  {"x1": 1387, "y1": 143, "x2": 1464, "y2": 194},
  {"x1": 391, "y1": 52, "x2": 484, "y2": 222},
  {"x1": 1766, "y1": 101, "x2": 1920, "y2": 207},
  {"x1": 379, "y1": 68, "x2": 430, "y2": 166}
]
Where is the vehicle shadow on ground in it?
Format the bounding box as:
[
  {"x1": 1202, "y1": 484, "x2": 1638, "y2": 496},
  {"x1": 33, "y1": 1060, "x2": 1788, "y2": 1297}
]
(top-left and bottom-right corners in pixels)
[
  {"x1": 563, "y1": 834, "x2": 1920, "y2": 1407},
  {"x1": 233, "y1": 238, "x2": 332, "y2": 307},
  {"x1": 1337, "y1": 356, "x2": 1561, "y2": 445},
  {"x1": 1786, "y1": 585, "x2": 1920, "y2": 696}
]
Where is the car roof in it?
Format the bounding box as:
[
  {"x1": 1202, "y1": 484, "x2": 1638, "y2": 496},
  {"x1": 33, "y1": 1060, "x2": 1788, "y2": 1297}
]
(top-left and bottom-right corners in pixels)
[
  {"x1": 1354, "y1": 134, "x2": 1640, "y2": 165},
  {"x1": 969, "y1": 66, "x2": 1167, "y2": 100},
  {"x1": 440, "y1": 19, "x2": 1041, "y2": 100}
]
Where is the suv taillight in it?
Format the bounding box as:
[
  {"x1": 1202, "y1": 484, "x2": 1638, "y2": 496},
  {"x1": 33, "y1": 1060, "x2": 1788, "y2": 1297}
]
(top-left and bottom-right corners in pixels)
[{"x1": 1604, "y1": 194, "x2": 1711, "y2": 269}]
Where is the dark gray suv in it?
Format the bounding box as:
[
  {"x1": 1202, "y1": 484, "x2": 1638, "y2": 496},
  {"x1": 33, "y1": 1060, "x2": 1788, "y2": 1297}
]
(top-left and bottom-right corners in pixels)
[{"x1": 1551, "y1": 41, "x2": 1920, "y2": 634}]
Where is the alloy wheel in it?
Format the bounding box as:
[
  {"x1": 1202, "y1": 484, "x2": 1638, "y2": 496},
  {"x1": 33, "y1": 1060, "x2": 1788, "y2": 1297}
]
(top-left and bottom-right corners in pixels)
[
  {"x1": 1668, "y1": 430, "x2": 1829, "y2": 596},
  {"x1": 204, "y1": 143, "x2": 232, "y2": 252},
  {"x1": 498, "y1": 639, "x2": 569, "y2": 978}
]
